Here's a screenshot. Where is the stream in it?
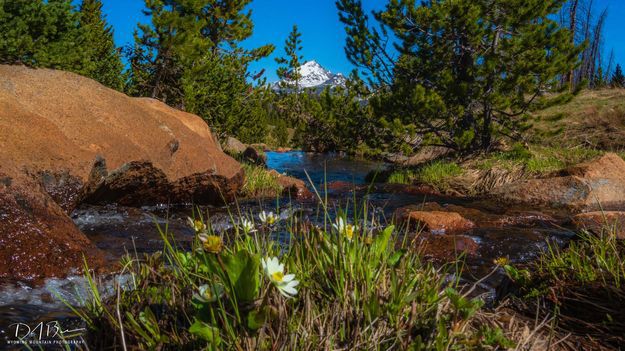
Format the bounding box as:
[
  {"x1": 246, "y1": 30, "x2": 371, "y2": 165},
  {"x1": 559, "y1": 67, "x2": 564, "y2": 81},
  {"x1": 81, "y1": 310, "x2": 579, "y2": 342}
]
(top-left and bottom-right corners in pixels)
[{"x1": 0, "y1": 151, "x2": 575, "y2": 347}]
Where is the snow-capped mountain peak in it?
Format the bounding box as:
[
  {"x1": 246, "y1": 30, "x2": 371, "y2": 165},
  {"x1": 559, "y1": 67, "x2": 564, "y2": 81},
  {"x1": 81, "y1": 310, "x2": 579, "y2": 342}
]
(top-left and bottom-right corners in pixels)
[{"x1": 273, "y1": 60, "x2": 346, "y2": 92}]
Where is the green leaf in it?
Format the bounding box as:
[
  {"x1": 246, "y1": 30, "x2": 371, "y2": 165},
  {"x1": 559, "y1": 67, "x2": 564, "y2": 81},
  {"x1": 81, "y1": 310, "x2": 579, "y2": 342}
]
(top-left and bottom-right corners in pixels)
[
  {"x1": 372, "y1": 225, "x2": 394, "y2": 258},
  {"x1": 189, "y1": 319, "x2": 221, "y2": 346},
  {"x1": 247, "y1": 306, "x2": 274, "y2": 330},
  {"x1": 388, "y1": 249, "x2": 406, "y2": 268},
  {"x1": 222, "y1": 249, "x2": 260, "y2": 303}
]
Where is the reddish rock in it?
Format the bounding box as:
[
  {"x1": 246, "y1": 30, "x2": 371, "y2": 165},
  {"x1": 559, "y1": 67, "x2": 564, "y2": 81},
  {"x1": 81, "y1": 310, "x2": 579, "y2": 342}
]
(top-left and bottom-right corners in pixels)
[
  {"x1": 495, "y1": 153, "x2": 625, "y2": 211},
  {"x1": 268, "y1": 170, "x2": 313, "y2": 200},
  {"x1": 417, "y1": 202, "x2": 557, "y2": 228},
  {"x1": 326, "y1": 181, "x2": 365, "y2": 194},
  {"x1": 0, "y1": 175, "x2": 105, "y2": 281},
  {"x1": 417, "y1": 234, "x2": 479, "y2": 262},
  {"x1": 572, "y1": 211, "x2": 625, "y2": 239},
  {"x1": 374, "y1": 183, "x2": 441, "y2": 196},
  {"x1": 395, "y1": 205, "x2": 475, "y2": 233},
  {"x1": 0, "y1": 65, "x2": 243, "y2": 281}
]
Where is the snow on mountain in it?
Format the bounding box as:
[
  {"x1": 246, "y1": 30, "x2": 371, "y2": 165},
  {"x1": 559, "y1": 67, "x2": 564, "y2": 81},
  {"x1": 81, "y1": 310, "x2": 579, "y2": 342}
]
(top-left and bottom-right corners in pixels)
[{"x1": 272, "y1": 61, "x2": 346, "y2": 92}]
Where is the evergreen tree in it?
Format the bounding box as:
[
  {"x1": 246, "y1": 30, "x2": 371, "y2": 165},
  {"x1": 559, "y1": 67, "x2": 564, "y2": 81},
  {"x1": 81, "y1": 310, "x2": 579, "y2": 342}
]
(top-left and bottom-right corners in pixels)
[
  {"x1": 0, "y1": 0, "x2": 87, "y2": 70},
  {"x1": 275, "y1": 25, "x2": 304, "y2": 91},
  {"x1": 127, "y1": 0, "x2": 274, "y2": 139},
  {"x1": 612, "y1": 64, "x2": 625, "y2": 88},
  {"x1": 337, "y1": 0, "x2": 582, "y2": 152},
  {"x1": 78, "y1": 0, "x2": 125, "y2": 90},
  {"x1": 274, "y1": 25, "x2": 305, "y2": 126}
]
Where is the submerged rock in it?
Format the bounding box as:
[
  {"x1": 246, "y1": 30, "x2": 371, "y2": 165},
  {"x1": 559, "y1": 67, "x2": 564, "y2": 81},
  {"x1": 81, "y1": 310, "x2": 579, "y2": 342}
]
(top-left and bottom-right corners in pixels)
[
  {"x1": 395, "y1": 205, "x2": 475, "y2": 233},
  {"x1": 0, "y1": 65, "x2": 243, "y2": 281},
  {"x1": 417, "y1": 234, "x2": 479, "y2": 261},
  {"x1": 494, "y1": 153, "x2": 625, "y2": 211},
  {"x1": 267, "y1": 170, "x2": 313, "y2": 200},
  {"x1": 572, "y1": 211, "x2": 625, "y2": 239}
]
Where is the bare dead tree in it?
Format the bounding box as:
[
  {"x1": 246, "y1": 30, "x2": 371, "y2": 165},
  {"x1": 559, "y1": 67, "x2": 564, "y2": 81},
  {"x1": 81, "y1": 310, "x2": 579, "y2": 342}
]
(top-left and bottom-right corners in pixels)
[
  {"x1": 559, "y1": 0, "x2": 611, "y2": 89},
  {"x1": 568, "y1": 0, "x2": 579, "y2": 90}
]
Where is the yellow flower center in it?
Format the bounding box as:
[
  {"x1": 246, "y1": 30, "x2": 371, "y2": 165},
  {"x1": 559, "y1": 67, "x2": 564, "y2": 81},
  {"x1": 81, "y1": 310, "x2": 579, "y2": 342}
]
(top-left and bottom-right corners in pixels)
[
  {"x1": 345, "y1": 225, "x2": 355, "y2": 240},
  {"x1": 194, "y1": 220, "x2": 204, "y2": 232},
  {"x1": 271, "y1": 271, "x2": 284, "y2": 282},
  {"x1": 493, "y1": 257, "x2": 509, "y2": 266},
  {"x1": 203, "y1": 235, "x2": 223, "y2": 254}
]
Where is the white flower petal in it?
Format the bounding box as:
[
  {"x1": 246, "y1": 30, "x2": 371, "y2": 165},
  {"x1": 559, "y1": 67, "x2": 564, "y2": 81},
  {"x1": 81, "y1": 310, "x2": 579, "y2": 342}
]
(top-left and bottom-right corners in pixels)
[
  {"x1": 285, "y1": 280, "x2": 299, "y2": 288},
  {"x1": 280, "y1": 284, "x2": 298, "y2": 296},
  {"x1": 282, "y1": 274, "x2": 295, "y2": 283}
]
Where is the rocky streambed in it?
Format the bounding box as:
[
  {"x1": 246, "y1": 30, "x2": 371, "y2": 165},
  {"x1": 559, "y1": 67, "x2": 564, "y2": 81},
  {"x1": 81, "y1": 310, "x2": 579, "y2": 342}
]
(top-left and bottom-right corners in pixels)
[{"x1": 0, "y1": 151, "x2": 583, "y2": 338}]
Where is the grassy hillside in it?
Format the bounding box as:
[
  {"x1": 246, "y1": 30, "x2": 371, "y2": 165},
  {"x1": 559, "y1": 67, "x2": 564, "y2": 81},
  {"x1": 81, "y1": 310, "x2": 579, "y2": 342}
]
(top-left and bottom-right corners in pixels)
[{"x1": 532, "y1": 89, "x2": 625, "y2": 151}]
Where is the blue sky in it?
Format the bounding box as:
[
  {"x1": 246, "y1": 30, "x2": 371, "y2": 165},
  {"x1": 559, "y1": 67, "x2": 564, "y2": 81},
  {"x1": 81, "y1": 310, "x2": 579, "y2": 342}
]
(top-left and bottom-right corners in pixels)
[{"x1": 101, "y1": 0, "x2": 625, "y2": 83}]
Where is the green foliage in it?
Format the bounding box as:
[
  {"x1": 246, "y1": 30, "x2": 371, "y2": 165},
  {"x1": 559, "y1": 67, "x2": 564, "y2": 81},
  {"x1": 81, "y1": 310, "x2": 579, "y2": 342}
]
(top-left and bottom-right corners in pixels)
[
  {"x1": 504, "y1": 226, "x2": 625, "y2": 351},
  {"x1": 611, "y1": 64, "x2": 625, "y2": 88},
  {"x1": 477, "y1": 145, "x2": 602, "y2": 174},
  {"x1": 297, "y1": 84, "x2": 378, "y2": 153},
  {"x1": 0, "y1": 0, "x2": 82, "y2": 67},
  {"x1": 282, "y1": 74, "x2": 380, "y2": 154},
  {"x1": 266, "y1": 120, "x2": 290, "y2": 148},
  {"x1": 127, "y1": 0, "x2": 275, "y2": 141},
  {"x1": 337, "y1": 0, "x2": 583, "y2": 152},
  {"x1": 417, "y1": 161, "x2": 463, "y2": 187},
  {"x1": 275, "y1": 25, "x2": 303, "y2": 91},
  {"x1": 78, "y1": 0, "x2": 125, "y2": 90},
  {"x1": 386, "y1": 161, "x2": 463, "y2": 188},
  {"x1": 76, "y1": 204, "x2": 514, "y2": 350},
  {"x1": 183, "y1": 54, "x2": 270, "y2": 142},
  {"x1": 535, "y1": 231, "x2": 625, "y2": 288},
  {"x1": 0, "y1": 0, "x2": 124, "y2": 90},
  {"x1": 240, "y1": 164, "x2": 283, "y2": 198}
]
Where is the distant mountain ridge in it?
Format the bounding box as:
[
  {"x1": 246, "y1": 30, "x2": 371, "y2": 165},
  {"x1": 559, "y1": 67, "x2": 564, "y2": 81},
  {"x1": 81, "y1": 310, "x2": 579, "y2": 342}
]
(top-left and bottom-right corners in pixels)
[{"x1": 272, "y1": 61, "x2": 346, "y2": 93}]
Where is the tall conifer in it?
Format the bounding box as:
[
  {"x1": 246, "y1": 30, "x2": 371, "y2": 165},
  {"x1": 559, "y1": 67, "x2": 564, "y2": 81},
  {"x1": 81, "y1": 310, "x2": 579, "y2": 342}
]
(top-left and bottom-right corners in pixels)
[{"x1": 79, "y1": 0, "x2": 125, "y2": 90}]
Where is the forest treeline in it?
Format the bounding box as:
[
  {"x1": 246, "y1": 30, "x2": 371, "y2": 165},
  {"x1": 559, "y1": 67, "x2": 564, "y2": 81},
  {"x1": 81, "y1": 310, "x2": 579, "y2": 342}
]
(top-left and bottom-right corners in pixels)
[{"x1": 1, "y1": 0, "x2": 624, "y2": 156}]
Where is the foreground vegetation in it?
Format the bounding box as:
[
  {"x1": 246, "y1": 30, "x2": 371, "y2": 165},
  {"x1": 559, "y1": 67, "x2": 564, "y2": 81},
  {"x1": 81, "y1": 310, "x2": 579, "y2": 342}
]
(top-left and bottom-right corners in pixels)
[
  {"x1": 73, "y1": 202, "x2": 527, "y2": 350},
  {"x1": 67, "y1": 198, "x2": 625, "y2": 350},
  {"x1": 502, "y1": 228, "x2": 625, "y2": 348}
]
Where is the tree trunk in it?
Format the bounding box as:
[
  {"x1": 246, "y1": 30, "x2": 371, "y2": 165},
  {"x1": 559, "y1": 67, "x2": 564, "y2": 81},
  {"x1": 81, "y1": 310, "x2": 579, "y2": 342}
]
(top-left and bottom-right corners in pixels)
[{"x1": 568, "y1": 0, "x2": 579, "y2": 91}]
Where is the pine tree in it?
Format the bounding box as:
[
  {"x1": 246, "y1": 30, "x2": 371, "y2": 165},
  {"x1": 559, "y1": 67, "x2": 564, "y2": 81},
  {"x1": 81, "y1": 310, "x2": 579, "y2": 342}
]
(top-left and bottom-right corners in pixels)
[
  {"x1": 275, "y1": 25, "x2": 304, "y2": 91},
  {"x1": 78, "y1": 0, "x2": 125, "y2": 90},
  {"x1": 127, "y1": 0, "x2": 274, "y2": 139},
  {"x1": 337, "y1": 0, "x2": 582, "y2": 152},
  {"x1": 274, "y1": 25, "x2": 305, "y2": 126},
  {"x1": 612, "y1": 64, "x2": 625, "y2": 88},
  {"x1": 0, "y1": 0, "x2": 87, "y2": 70}
]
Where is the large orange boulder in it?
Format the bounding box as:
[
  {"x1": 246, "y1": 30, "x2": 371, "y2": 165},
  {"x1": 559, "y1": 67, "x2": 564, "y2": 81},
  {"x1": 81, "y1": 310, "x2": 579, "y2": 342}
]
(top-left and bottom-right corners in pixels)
[
  {"x1": 495, "y1": 153, "x2": 625, "y2": 211},
  {"x1": 0, "y1": 65, "x2": 243, "y2": 281}
]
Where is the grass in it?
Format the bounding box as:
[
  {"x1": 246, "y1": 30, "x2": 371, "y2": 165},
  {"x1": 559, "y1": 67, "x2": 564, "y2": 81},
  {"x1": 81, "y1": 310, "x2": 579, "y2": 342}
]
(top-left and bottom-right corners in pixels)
[
  {"x1": 531, "y1": 88, "x2": 625, "y2": 150},
  {"x1": 385, "y1": 160, "x2": 463, "y2": 189},
  {"x1": 240, "y1": 164, "x2": 283, "y2": 198},
  {"x1": 502, "y1": 224, "x2": 625, "y2": 348},
  {"x1": 69, "y1": 196, "x2": 528, "y2": 350},
  {"x1": 474, "y1": 144, "x2": 604, "y2": 175}
]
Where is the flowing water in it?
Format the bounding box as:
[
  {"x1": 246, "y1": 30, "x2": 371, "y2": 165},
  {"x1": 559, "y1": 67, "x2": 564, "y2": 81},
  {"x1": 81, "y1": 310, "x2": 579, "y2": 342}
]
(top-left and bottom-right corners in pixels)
[{"x1": 0, "y1": 151, "x2": 576, "y2": 347}]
